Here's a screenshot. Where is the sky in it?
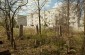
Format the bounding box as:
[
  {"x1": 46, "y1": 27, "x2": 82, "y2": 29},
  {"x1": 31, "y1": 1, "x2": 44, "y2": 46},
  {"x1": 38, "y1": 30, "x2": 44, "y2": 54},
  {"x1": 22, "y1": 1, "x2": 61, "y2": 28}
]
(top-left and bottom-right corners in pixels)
[
  {"x1": 47, "y1": 0, "x2": 58, "y2": 9},
  {"x1": 19, "y1": 0, "x2": 61, "y2": 15}
]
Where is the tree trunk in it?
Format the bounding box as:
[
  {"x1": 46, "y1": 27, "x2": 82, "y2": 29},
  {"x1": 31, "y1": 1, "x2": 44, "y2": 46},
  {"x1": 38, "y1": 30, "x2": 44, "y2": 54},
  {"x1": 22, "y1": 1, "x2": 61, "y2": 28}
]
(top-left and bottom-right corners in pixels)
[
  {"x1": 67, "y1": 0, "x2": 70, "y2": 54},
  {"x1": 5, "y1": 15, "x2": 11, "y2": 40},
  {"x1": 81, "y1": 1, "x2": 85, "y2": 55},
  {"x1": 77, "y1": 0, "x2": 81, "y2": 27},
  {"x1": 6, "y1": 25, "x2": 11, "y2": 40},
  {"x1": 10, "y1": 17, "x2": 16, "y2": 50},
  {"x1": 38, "y1": 0, "x2": 41, "y2": 35}
]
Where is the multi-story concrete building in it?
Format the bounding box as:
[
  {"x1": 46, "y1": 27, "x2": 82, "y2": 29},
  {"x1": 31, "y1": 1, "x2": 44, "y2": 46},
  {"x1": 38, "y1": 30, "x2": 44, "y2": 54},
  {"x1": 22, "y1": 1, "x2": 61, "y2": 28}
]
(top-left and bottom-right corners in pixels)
[
  {"x1": 27, "y1": 8, "x2": 57, "y2": 28},
  {"x1": 26, "y1": 8, "x2": 83, "y2": 31}
]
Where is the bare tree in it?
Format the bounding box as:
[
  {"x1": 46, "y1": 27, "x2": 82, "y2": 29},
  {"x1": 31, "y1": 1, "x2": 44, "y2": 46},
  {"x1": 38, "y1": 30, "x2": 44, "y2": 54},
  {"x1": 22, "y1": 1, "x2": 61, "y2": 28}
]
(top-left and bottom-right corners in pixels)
[
  {"x1": 0, "y1": 0, "x2": 28, "y2": 49},
  {"x1": 76, "y1": 0, "x2": 81, "y2": 27},
  {"x1": 66, "y1": 0, "x2": 70, "y2": 54},
  {"x1": 34, "y1": 0, "x2": 48, "y2": 34}
]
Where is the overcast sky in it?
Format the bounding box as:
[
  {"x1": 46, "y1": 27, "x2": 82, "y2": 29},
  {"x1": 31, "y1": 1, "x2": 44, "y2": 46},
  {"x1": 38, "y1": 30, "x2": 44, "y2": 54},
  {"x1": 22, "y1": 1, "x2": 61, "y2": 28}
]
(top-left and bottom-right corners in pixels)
[{"x1": 18, "y1": 0, "x2": 62, "y2": 15}]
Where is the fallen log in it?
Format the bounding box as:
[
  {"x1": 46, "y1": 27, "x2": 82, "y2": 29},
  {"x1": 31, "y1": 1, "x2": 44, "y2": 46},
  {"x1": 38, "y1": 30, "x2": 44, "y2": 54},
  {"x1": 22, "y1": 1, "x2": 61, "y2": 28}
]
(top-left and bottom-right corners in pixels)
[
  {"x1": 0, "y1": 41, "x2": 3, "y2": 44},
  {"x1": 0, "y1": 50, "x2": 11, "y2": 55}
]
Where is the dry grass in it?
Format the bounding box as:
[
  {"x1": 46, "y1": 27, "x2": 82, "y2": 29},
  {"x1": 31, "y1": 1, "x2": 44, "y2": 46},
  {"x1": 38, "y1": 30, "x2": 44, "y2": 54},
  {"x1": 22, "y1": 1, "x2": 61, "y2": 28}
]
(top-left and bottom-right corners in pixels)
[{"x1": 0, "y1": 26, "x2": 84, "y2": 55}]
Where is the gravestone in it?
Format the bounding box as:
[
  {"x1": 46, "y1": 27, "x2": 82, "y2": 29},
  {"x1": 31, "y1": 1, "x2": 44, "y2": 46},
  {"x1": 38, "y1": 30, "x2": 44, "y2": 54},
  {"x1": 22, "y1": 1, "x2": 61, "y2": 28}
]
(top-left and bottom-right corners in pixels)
[
  {"x1": 17, "y1": 15, "x2": 27, "y2": 26},
  {"x1": 17, "y1": 15, "x2": 27, "y2": 39}
]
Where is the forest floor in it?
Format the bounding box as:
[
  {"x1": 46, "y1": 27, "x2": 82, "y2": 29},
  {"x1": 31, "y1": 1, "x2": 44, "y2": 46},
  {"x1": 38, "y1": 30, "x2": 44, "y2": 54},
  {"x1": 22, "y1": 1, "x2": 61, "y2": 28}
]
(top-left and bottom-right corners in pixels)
[
  {"x1": 0, "y1": 26, "x2": 83, "y2": 55},
  {"x1": 0, "y1": 37, "x2": 58, "y2": 55}
]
